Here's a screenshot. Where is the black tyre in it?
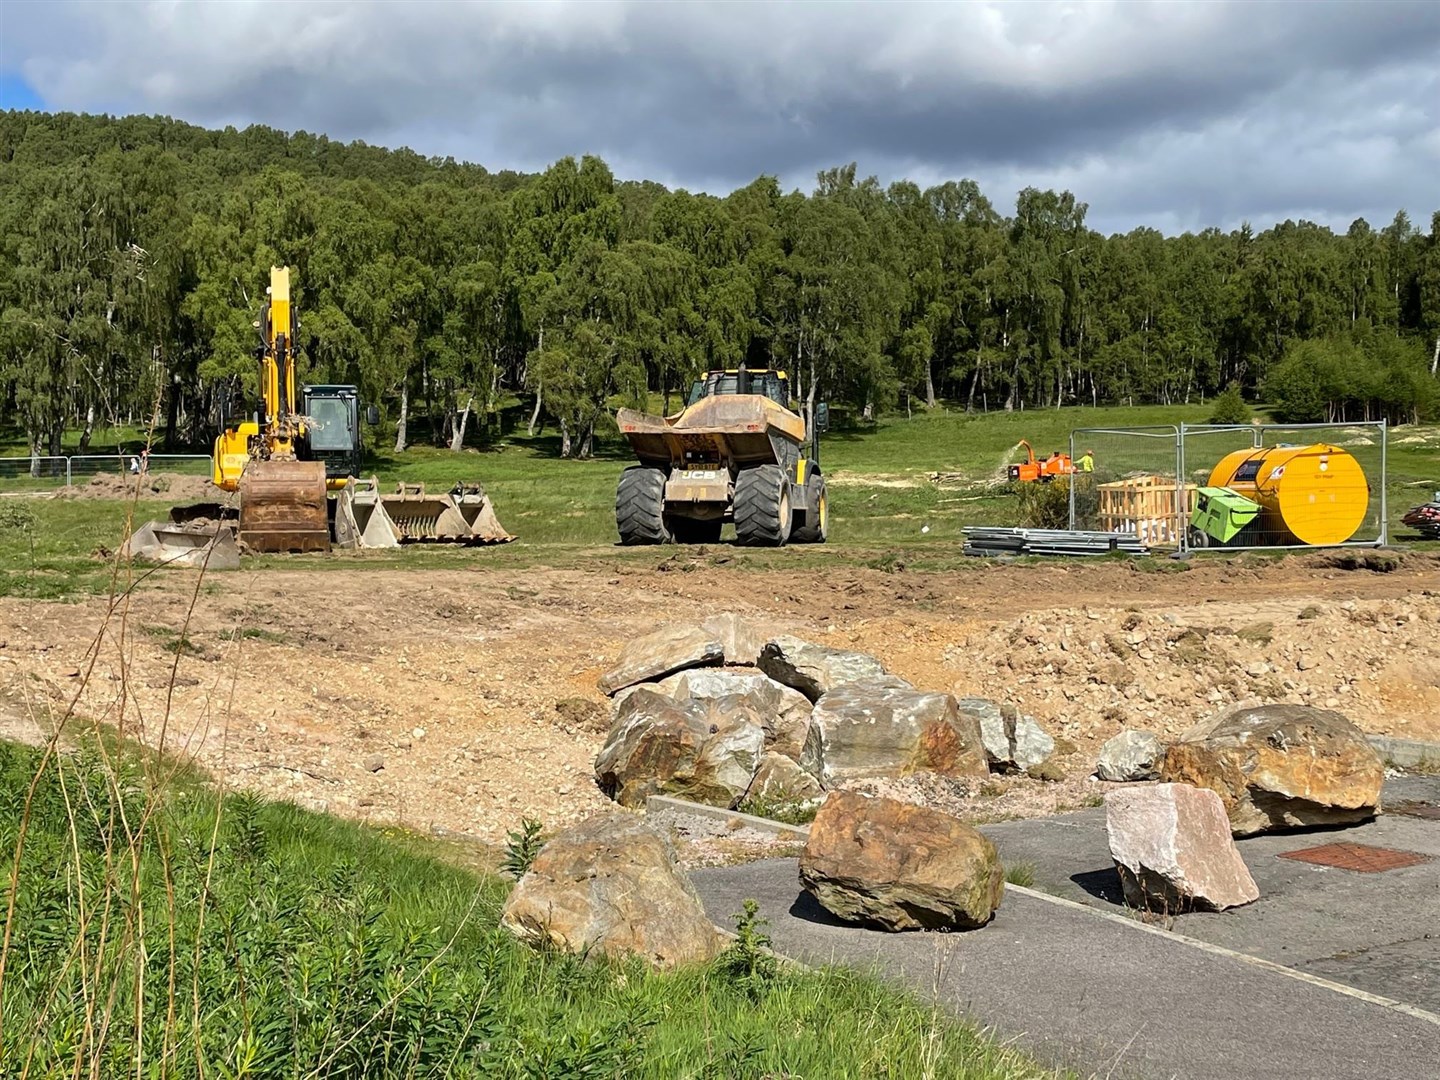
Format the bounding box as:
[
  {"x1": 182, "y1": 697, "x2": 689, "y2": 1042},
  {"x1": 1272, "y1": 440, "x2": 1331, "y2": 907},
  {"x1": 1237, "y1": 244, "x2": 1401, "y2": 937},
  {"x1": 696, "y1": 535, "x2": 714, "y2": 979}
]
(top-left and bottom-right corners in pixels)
[
  {"x1": 615, "y1": 466, "x2": 670, "y2": 545},
  {"x1": 668, "y1": 516, "x2": 723, "y2": 544},
  {"x1": 733, "y1": 463, "x2": 791, "y2": 546},
  {"x1": 791, "y1": 473, "x2": 828, "y2": 544}
]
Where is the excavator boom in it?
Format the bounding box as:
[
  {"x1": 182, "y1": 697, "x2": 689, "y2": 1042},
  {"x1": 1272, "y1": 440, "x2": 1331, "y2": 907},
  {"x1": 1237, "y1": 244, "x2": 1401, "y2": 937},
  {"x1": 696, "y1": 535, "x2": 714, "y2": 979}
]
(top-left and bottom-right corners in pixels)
[{"x1": 238, "y1": 267, "x2": 330, "y2": 552}]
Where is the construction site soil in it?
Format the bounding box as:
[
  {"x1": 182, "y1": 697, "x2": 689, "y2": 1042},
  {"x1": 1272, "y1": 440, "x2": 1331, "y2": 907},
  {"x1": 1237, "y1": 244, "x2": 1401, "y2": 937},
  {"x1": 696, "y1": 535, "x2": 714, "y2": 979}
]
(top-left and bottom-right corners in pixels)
[{"x1": 2, "y1": 549, "x2": 1438, "y2": 864}]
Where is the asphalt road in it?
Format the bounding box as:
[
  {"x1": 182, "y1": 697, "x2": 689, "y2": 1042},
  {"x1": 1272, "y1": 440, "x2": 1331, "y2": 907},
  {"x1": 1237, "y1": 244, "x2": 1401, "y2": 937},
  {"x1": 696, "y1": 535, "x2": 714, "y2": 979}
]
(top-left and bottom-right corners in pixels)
[{"x1": 691, "y1": 781, "x2": 1440, "y2": 1080}]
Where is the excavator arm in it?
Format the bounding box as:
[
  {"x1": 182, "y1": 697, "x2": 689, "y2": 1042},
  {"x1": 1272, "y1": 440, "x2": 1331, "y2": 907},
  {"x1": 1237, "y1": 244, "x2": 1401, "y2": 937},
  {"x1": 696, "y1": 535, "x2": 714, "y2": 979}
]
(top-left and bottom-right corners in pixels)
[{"x1": 218, "y1": 267, "x2": 330, "y2": 552}]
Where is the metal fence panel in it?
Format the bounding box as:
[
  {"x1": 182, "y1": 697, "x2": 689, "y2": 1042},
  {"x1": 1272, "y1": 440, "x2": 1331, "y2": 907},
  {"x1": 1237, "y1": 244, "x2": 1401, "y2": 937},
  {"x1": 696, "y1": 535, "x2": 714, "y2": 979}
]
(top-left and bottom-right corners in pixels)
[
  {"x1": 0, "y1": 455, "x2": 70, "y2": 489},
  {"x1": 69, "y1": 453, "x2": 212, "y2": 480},
  {"x1": 1068, "y1": 426, "x2": 1183, "y2": 545},
  {"x1": 1179, "y1": 421, "x2": 1387, "y2": 550},
  {"x1": 1066, "y1": 422, "x2": 1389, "y2": 552},
  {"x1": 1, "y1": 453, "x2": 211, "y2": 492}
]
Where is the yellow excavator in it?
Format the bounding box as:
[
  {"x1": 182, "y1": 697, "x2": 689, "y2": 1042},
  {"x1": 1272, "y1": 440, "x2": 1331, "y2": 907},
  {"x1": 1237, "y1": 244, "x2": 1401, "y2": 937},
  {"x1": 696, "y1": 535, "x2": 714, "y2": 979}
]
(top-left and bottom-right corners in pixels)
[
  {"x1": 211, "y1": 266, "x2": 332, "y2": 551},
  {"x1": 168, "y1": 266, "x2": 511, "y2": 555}
]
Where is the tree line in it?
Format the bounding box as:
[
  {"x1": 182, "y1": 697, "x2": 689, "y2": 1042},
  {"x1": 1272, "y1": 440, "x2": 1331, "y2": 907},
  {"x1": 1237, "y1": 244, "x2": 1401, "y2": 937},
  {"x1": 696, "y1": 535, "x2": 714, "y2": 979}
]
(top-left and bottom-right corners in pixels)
[{"x1": 2, "y1": 111, "x2": 1437, "y2": 459}]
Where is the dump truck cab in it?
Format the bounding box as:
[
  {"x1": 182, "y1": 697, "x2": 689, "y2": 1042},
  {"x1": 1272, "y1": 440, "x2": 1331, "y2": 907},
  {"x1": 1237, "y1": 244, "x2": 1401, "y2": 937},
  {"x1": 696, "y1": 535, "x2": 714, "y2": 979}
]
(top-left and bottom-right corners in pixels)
[{"x1": 616, "y1": 367, "x2": 828, "y2": 546}]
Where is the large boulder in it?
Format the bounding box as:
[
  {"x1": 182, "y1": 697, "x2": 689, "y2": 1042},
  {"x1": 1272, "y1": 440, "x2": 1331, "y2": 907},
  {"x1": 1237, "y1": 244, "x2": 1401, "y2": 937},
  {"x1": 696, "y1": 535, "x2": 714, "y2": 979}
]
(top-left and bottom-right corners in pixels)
[
  {"x1": 658, "y1": 668, "x2": 813, "y2": 760},
  {"x1": 1106, "y1": 783, "x2": 1259, "y2": 911},
  {"x1": 1096, "y1": 729, "x2": 1165, "y2": 782},
  {"x1": 501, "y1": 812, "x2": 723, "y2": 969},
  {"x1": 799, "y1": 791, "x2": 1004, "y2": 930},
  {"x1": 758, "y1": 636, "x2": 891, "y2": 701},
  {"x1": 746, "y1": 751, "x2": 825, "y2": 810},
  {"x1": 959, "y1": 697, "x2": 1055, "y2": 773},
  {"x1": 802, "y1": 684, "x2": 989, "y2": 785},
  {"x1": 701, "y1": 613, "x2": 777, "y2": 666},
  {"x1": 594, "y1": 689, "x2": 765, "y2": 809},
  {"x1": 1159, "y1": 704, "x2": 1384, "y2": 835},
  {"x1": 598, "y1": 625, "x2": 724, "y2": 695}
]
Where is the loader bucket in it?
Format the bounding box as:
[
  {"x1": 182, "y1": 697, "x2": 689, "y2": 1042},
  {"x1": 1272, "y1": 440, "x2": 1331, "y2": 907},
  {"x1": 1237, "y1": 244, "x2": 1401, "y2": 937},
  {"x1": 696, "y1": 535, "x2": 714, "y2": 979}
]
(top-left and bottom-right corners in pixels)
[
  {"x1": 334, "y1": 477, "x2": 512, "y2": 548},
  {"x1": 121, "y1": 520, "x2": 241, "y2": 570},
  {"x1": 238, "y1": 459, "x2": 330, "y2": 553}
]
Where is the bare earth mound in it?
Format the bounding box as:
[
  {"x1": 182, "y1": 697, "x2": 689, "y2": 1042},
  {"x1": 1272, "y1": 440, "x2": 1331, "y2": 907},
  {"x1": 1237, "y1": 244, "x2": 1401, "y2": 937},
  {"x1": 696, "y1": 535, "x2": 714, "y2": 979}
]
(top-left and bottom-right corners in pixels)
[{"x1": 1, "y1": 553, "x2": 1436, "y2": 857}]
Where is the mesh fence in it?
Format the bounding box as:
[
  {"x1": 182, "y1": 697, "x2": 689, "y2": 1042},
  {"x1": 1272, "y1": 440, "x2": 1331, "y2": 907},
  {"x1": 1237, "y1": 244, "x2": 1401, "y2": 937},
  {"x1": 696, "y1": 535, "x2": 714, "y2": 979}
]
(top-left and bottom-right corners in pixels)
[
  {"x1": 0, "y1": 454, "x2": 211, "y2": 492},
  {"x1": 1068, "y1": 422, "x2": 1388, "y2": 551},
  {"x1": 0, "y1": 456, "x2": 71, "y2": 490},
  {"x1": 1068, "y1": 427, "x2": 1183, "y2": 546},
  {"x1": 1179, "y1": 423, "x2": 1386, "y2": 550}
]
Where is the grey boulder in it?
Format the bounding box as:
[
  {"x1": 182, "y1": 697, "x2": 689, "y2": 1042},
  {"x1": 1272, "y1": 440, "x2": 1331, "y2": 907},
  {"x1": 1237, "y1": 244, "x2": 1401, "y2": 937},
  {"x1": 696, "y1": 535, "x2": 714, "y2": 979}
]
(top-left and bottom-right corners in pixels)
[
  {"x1": 758, "y1": 635, "x2": 890, "y2": 701},
  {"x1": 802, "y1": 683, "x2": 989, "y2": 785},
  {"x1": 598, "y1": 624, "x2": 723, "y2": 695},
  {"x1": 1096, "y1": 729, "x2": 1165, "y2": 782},
  {"x1": 960, "y1": 697, "x2": 1055, "y2": 773}
]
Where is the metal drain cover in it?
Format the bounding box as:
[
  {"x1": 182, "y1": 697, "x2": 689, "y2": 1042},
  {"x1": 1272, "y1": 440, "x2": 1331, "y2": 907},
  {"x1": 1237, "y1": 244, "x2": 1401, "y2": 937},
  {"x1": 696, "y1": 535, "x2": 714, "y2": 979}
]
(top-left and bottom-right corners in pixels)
[{"x1": 1277, "y1": 842, "x2": 1432, "y2": 873}]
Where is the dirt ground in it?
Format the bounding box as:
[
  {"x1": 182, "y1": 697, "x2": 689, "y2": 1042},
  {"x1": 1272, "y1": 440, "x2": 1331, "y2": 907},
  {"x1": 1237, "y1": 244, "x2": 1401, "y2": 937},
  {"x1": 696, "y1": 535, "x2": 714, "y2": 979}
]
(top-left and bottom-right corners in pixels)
[{"x1": 2, "y1": 549, "x2": 1438, "y2": 857}]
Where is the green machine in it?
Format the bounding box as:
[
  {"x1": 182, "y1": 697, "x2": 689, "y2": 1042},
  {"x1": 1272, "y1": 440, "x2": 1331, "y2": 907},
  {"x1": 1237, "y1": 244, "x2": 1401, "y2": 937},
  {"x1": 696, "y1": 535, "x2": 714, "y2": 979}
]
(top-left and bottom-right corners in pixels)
[{"x1": 1189, "y1": 486, "x2": 1262, "y2": 547}]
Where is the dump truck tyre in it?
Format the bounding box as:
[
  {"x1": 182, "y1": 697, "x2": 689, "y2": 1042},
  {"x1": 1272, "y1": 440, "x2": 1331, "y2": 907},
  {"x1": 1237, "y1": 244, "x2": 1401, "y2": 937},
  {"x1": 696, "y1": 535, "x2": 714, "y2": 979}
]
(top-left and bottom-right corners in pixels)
[
  {"x1": 791, "y1": 474, "x2": 828, "y2": 544},
  {"x1": 616, "y1": 466, "x2": 670, "y2": 545},
  {"x1": 734, "y1": 464, "x2": 791, "y2": 546}
]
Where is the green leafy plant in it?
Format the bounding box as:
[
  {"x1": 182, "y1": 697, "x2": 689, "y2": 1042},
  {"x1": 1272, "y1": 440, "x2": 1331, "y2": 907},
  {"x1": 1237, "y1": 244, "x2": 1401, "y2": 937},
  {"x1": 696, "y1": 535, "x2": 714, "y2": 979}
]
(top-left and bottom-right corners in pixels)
[
  {"x1": 719, "y1": 899, "x2": 778, "y2": 1001},
  {"x1": 1004, "y1": 862, "x2": 1036, "y2": 887},
  {"x1": 501, "y1": 816, "x2": 545, "y2": 879},
  {"x1": 1207, "y1": 382, "x2": 1252, "y2": 425}
]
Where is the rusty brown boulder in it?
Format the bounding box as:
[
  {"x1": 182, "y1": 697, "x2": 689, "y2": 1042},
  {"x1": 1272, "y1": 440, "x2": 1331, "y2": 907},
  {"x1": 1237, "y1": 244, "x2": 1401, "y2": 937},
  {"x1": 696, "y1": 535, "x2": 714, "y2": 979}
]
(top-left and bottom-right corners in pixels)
[
  {"x1": 594, "y1": 689, "x2": 764, "y2": 809},
  {"x1": 501, "y1": 812, "x2": 723, "y2": 970},
  {"x1": 801, "y1": 684, "x2": 989, "y2": 785},
  {"x1": 800, "y1": 791, "x2": 1004, "y2": 930},
  {"x1": 1160, "y1": 704, "x2": 1383, "y2": 836},
  {"x1": 598, "y1": 624, "x2": 724, "y2": 695}
]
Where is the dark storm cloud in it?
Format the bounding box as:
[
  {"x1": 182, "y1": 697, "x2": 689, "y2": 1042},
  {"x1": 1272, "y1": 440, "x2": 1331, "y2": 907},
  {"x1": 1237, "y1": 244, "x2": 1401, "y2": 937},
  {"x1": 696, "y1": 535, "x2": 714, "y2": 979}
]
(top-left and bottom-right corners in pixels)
[{"x1": 2, "y1": 0, "x2": 1437, "y2": 233}]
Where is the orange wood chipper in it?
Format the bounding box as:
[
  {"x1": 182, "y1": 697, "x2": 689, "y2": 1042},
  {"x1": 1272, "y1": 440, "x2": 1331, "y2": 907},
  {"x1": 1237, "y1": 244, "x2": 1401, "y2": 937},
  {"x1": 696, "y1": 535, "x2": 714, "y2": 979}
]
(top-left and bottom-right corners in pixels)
[{"x1": 1008, "y1": 441, "x2": 1077, "y2": 483}]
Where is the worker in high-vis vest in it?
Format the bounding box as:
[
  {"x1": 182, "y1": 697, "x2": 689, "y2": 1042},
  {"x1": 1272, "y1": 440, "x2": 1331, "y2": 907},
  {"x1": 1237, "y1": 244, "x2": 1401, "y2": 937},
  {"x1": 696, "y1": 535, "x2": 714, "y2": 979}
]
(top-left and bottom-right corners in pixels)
[{"x1": 1079, "y1": 449, "x2": 1094, "y2": 473}]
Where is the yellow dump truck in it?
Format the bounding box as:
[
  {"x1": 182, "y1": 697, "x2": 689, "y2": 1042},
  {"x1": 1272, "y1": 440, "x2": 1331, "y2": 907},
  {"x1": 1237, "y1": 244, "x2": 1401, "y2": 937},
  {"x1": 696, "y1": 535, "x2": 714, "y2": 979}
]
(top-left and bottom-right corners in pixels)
[{"x1": 614, "y1": 368, "x2": 827, "y2": 546}]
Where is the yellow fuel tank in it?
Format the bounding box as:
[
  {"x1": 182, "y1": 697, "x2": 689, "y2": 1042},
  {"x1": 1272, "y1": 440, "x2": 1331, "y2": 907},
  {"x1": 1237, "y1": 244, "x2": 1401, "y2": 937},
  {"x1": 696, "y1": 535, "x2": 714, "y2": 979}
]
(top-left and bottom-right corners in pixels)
[{"x1": 1207, "y1": 443, "x2": 1368, "y2": 545}]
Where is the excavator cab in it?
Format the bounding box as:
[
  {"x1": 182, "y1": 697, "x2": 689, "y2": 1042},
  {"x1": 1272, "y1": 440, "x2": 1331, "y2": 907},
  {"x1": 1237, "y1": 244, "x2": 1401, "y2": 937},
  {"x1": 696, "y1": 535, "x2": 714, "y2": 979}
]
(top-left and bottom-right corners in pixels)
[{"x1": 299, "y1": 385, "x2": 363, "y2": 485}]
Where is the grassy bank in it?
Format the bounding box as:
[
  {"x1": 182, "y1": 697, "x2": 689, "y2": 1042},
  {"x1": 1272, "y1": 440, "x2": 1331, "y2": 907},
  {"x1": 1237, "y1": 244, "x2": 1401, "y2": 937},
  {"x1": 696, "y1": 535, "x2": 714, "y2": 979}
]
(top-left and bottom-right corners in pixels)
[{"x1": 0, "y1": 737, "x2": 1057, "y2": 1078}]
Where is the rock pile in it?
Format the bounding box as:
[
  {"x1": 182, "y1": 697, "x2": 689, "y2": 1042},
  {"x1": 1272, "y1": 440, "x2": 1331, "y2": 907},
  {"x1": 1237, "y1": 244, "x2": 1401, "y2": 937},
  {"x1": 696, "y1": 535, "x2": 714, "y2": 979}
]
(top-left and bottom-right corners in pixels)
[
  {"x1": 594, "y1": 616, "x2": 1050, "y2": 813},
  {"x1": 939, "y1": 597, "x2": 1440, "y2": 752}
]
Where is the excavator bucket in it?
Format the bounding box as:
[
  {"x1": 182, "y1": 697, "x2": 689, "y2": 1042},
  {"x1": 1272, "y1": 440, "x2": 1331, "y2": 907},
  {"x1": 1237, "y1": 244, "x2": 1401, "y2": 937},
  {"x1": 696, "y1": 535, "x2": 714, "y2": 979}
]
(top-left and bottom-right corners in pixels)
[
  {"x1": 238, "y1": 459, "x2": 330, "y2": 553},
  {"x1": 334, "y1": 477, "x2": 512, "y2": 548}
]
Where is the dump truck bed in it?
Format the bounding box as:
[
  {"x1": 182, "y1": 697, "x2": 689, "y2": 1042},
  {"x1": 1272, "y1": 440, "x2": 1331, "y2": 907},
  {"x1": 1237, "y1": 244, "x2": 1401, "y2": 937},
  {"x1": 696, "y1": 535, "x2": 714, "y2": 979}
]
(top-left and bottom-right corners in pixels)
[{"x1": 617, "y1": 395, "x2": 806, "y2": 469}]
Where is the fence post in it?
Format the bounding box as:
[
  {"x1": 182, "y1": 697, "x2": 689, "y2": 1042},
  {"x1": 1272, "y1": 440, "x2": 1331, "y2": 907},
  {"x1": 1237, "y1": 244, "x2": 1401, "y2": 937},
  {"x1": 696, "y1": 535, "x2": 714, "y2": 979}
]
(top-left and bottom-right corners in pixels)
[
  {"x1": 66, "y1": 456, "x2": 71, "y2": 487},
  {"x1": 1379, "y1": 420, "x2": 1388, "y2": 547},
  {"x1": 1176, "y1": 425, "x2": 1187, "y2": 553},
  {"x1": 1068, "y1": 429, "x2": 1077, "y2": 529}
]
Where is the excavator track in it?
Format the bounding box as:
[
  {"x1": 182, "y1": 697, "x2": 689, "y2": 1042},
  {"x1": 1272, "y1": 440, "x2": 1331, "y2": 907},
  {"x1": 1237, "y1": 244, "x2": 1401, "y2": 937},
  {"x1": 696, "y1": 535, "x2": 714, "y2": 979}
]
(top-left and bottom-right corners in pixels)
[{"x1": 238, "y1": 460, "x2": 330, "y2": 553}]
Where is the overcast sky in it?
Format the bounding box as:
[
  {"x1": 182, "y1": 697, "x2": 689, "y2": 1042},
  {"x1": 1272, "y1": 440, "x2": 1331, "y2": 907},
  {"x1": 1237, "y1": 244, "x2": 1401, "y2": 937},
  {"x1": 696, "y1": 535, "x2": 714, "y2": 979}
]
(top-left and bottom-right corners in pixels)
[{"x1": 2, "y1": 0, "x2": 1437, "y2": 236}]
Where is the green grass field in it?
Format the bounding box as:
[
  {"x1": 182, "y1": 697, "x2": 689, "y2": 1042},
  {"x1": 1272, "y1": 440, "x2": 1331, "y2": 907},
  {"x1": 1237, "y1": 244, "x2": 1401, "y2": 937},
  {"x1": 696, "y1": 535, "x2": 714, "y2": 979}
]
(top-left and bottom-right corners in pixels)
[
  {"x1": 2, "y1": 404, "x2": 1436, "y2": 598},
  {"x1": 0, "y1": 736, "x2": 1060, "y2": 1079}
]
